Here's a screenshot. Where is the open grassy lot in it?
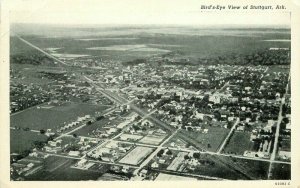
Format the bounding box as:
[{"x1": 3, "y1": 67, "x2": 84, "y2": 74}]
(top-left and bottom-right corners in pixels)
[
  {"x1": 179, "y1": 127, "x2": 230, "y2": 152},
  {"x1": 271, "y1": 163, "x2": 291, "y2": 180},
  {"x1": 11, "y1": 102, "x2": 109, "y2": 130},
  {"x1": 10, "y1": 129, "x2": 48, "y2": 154},
  {"x1": 25, "y1": 156, "x2": 106, "y2": 181},
  {"x1": 139, "y1": 134, "x2": 167, "y2": 145},
  {"x1": 217, "y1": 155, "x2": 270, "y2": 180},
  {"x1": 223, "y1": 132, "x2": 254, "y2": 155}
]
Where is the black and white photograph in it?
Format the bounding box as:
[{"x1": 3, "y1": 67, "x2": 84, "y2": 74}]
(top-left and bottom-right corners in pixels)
[{"x1": 1, "y1": 0, "x2": 299, "y2": 184}]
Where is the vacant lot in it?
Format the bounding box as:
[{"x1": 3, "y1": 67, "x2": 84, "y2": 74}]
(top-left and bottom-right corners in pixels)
[
  {"x1": 10, "y1": 129, "x2": 48, "y2": 154},
  {"x1": 119, "y1": 146, "x2": 154, "y2": 165},
  {"x1": 224, "y1": 132, "x2": 254, "y2": 155},
  {"x1": 179, "y1": 127, "x2": 230, "y2": 152},
  {"x1": 139, "y1": 134, "x2": 166, "y2": 145},
  {"x1": 11, "y1": 102, "x2": 109, "y2": 130},
  {"x1": 271, "y1": 163, "x2": 291, "y2": 180}
]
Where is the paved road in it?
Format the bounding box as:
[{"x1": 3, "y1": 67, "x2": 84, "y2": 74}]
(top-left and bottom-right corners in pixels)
[
  {"x1": 217, "y1": 118, "x2": 240, "y2": 154},
  {"x1": 16, "y1": 36, "x2": 69, "y2": 66},
  {"x1": 267, "y1": 72, "x2": 290, "y2": 179},
  {"x1": 136, "y1": 128, "x2": 180, "y2": 174}
]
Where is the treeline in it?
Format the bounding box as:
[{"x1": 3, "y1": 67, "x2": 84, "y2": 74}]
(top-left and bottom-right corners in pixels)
[
  {"x1": 198, "y1": 49, "x2": 290, "y2": 66},
  {"x1": 11, "y1": 53, "x2": 54, "y2": 65},
  {"x1": 122, "y1": 58, "x2": 147, "y2": 66}
]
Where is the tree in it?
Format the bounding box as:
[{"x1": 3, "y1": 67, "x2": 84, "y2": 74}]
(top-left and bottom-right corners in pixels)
[
  {"x1": 33, "y1": 140, "x2": 45, "y2": 150},
  {"x1": 157, "y1": 149, "x2": 164, "y2": 157},
  {"x1": 207, "y1": 143, "x2": 211, "y2": 149},
  {"x1": 184, "y1": 155, "x2": 190, "y2": 160},
  {"x1": 40, "y1": 129, "x2": 46, "y2": 134},
  {"x1": 193, "y1": 152, "x2": 200, "y2": 159},
  {"x1": 166, "y1": 149, "x2": 172, "y2": 155},
  {"x1": 73, "y1": 133, "x2": 78, "y2": 138}
]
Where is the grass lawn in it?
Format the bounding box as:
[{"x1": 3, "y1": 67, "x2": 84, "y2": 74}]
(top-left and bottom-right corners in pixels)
[
  {"x1": 271, "y1": 163, "x2": 291, "y2": 180},
  {"x1": 223, "y1": 132, "x2": 254, "y2": 155},
  {"x1": 217, "y1": 155, "x2": 270, "y2": 180},
  {"x1": 10, "y1": 129, "x2": 48, "y2": 154},
  {"x1": 11, "y1": 102, "x2": 110, "y2": 130},
  {"x1": 179, "y1": 126, "x2": 230, "y2": 152}
]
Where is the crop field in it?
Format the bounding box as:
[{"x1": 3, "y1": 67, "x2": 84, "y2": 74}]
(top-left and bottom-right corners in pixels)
[
  {"x1": 179, "y1": 127, "x2": 230, "y2": 152},
  {"x1": 10, "y1": 129, "x2": 48, "y2": 154},
  {"x1": 10, "y1": 102, "x2": 109, "y2": 130},
  {"x1": 119, "y1": 146, "x2": 154, "y2": 165},
  {"x1": 11, "y1": 26, "x2": 290, "y2": 64},
  {"x1": 223, "y1": 132, "x2": 254, "y2": 155},
  {"x1": 138, "y1": 134, "x2": 166, "y2": 145}
]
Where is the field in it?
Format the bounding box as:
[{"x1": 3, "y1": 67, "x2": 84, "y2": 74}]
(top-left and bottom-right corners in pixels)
[
  {"x1": 10, "y1": 102, "x2": 110, "y2": 130},
  {"x1": 138, "y1": 134, "x2": 166, "y2": 145},
  {"x1": 11, "y1": 25, "x2": 291, "y2": 63},
  {"x1": 217, "y1": 155, "x2": 270, "y2": 180},
  {"x1": 271, "y1": 163, "x2": 291, "y2": 180},
  {"x1": 24, "y1": 156, "x2": 106, "y2": 181},
  {"x1": 178, "y1": 127, "x2": 230, "y2": 152},
  {"x1": 223, "y1": 132, "x2": 254, "y2": 155},
  {"x1": 119, "y1": 146, "x2": 154, "y2": 165},
  {"x1": 10, "y1": 64, "x2": 56, "y2": 85},
  {"x1": 10, "y1": 129, "x2": 48, "y2": 154},
  {"x1": 119, "y1": 133, "x2": 143, "y2": 141},
  {"x1": 155, "y1": 173, "x2": 197, "y2": 181}
]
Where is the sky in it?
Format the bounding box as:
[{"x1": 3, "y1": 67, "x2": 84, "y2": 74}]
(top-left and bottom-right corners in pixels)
[{"x1": 7, "y1": 0, "x2": 291, "y2": 26}]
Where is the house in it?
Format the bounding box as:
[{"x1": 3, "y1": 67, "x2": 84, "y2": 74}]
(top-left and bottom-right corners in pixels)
[
  {"x1": 139, "y1": 169, "x2": 148, "y2": 177},
  {"x1": 77, "y1": 159, "x2": 87, "y2": 167},
  {"x1": 202, "y1": 129, "x2": 208, "y2": 134},
  {"x1": 122, "y1": 166, "x2": 130, "y2": 173},
  {"x1": 151, "y1": 162, "x2": 159, "y2": 168}
]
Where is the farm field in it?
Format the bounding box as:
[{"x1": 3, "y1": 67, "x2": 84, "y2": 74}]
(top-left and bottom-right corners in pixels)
[
  {"x1": 223, "y1": 132, "x2": 254, "y2": 155},
  {"x1": 10, "y1": 129, "x2": 48, "y2": 154},
  {"x1": 10, "y1": 102, "x2": 110, "y2": 130},
  {"x1": 178, "y1": 127, "x2": 230, "y2": 152},
  {"x1": 119, "y1": 146, "x2": 154, "y2": 165}
]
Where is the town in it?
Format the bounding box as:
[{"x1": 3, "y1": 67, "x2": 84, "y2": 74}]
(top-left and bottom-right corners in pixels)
[{"x1": 10, "y1": 25, "x2": 291, "y2": 181}]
